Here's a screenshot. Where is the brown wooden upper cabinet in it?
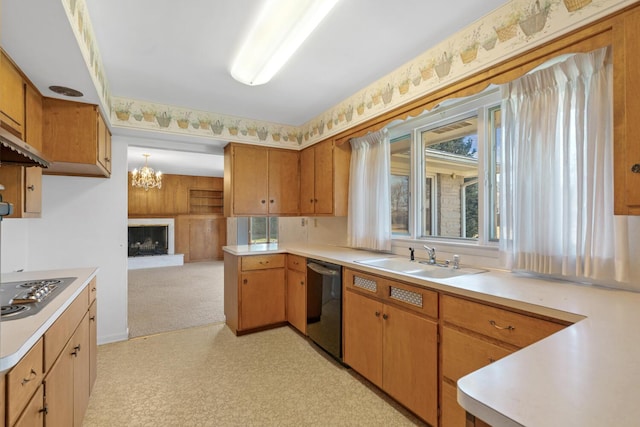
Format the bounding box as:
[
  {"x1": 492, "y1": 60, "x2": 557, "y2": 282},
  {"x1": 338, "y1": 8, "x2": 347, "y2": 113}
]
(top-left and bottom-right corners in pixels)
[
  {"x1": 614, "y1": 6, "x2": 640, "y2": 214},
  {"x1": 0, "y1": 50, "x2": 25, "y2": 138},
  {"x1": 224, "y1": 143, "x2": 300, "y2": 216},
  {"x1": 42, "y1": 98, "x2": 112, "y2": 178},
  {"x1": 300, "y1": 138, "x2": 350, "y2": 216}
]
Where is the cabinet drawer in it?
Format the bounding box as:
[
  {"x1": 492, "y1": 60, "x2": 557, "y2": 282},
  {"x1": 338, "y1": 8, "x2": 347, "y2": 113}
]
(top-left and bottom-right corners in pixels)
[
  {"x1": 88, "y1": 277, "x2": 97, "y2": 305},
  {"x1": 7, "y1": 338, "x2": 44, "y2": 426},
  {"x1": 442, "y1": 295, "x2": 566, "y2": 348},
  {"x1": 44, "y1": 286, "x2": 89, "y2": 372},
  {"x1": 287, "y1": 254, "x2": 306, "y2": 272},
  {"x1": 385, "y1": 279, "x2": 438, "y2": 319},
  {"x1": 442, "y1": 326, "x2": 512, "y2": 382},
  {"x1": 241, "y1": 254, "x2": 285, "y2": 271}
]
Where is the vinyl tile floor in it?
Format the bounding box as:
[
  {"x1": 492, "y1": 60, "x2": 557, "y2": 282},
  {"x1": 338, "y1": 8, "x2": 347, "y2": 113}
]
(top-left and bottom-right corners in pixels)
[{"x1": 82, "y1": 323, "x2": 426, "y2": 427}]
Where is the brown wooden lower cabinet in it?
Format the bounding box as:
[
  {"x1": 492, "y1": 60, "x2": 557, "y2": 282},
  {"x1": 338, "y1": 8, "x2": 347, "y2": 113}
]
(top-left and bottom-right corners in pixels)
[
  {"x1": 224, "y1": 253, "x2": 287, "y2": 334},
  {"x1": 286, "y1": 258, "x2": 307, "y2": 334},
  {"x1": 343, "y1": 268, "x2": 438, "y2": 426},
  {"x1": 4, "y1": 280, "x2": 97, "y2": 427}
]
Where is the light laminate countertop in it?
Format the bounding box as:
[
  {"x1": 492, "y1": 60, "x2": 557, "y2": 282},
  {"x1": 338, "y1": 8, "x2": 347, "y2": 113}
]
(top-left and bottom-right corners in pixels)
[
  {"x1": 224, "y1": 243, "x2": 640, "y2": 427},
  {"x1": 1, "y1": 267, "x2": 99, "y2": 372}
]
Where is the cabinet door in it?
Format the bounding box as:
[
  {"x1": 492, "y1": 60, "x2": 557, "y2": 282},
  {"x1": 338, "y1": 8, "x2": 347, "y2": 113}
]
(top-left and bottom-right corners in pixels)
[
  {"x1": 313, "y1": 139, "x2": 334, "y2": 214},
  {"x1": 268, "y1": 149, "x2": 299, "y2": 214},
  {"x1": 25, "y1": 84, "x2": 43, "y2": 151},
  {"x1": 97, "y1": 112, "x2": 110, "y2": 173},
  {"x1": 89, "y1": 300, "x2": 98, "y2": 394},
  {"x1": 189, "y1": 218, "x2": 217, "y2": 261},
  {"x1": 300, "y1": 146, "x2": 315, "y2": 214},
  {"x1": 24, "y1": 166, "x2": 42, "y2": 214},
  {"x1": 232, "y1": 145, "x2": 269, "y2": 215},
  {"x1": 441, "y1": 380, "x2": 466, "y2": 427},
  {"x1": 14, "y1": 385, "x2": 45, "y2": 427},
  {"x1": 44, "y1": 339, "x2": 74, "y2": 427},
  {"x1": 0, "y1": 51, "x2": 25, "y2": 134},
  {"x1": 343, "y1": 290, "x2": 383, "y2": 388},
  {"x1": 286, "y1": 269, "x2": 306, "y2": 334},
  {"x1": 240, "y1": 269, "x2": 286, "y2": 330},
  {"x1": 73, "y1": 314, "x2": 90, "y2": 427},
  {"x1": 382, "y1": 304, "x2": 438, "y2": 425}
]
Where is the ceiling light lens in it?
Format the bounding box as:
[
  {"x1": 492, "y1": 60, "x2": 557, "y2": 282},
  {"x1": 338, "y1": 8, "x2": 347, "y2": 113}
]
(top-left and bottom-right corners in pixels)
[{"x1": 231, "y1": 0, "x2": 339, "y2": 86}]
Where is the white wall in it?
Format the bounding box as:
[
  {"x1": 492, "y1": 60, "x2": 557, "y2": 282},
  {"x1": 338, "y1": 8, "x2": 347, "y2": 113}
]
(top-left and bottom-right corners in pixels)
[{"x1": 1, "y1": 137, "x2": 129, "y2": 344}]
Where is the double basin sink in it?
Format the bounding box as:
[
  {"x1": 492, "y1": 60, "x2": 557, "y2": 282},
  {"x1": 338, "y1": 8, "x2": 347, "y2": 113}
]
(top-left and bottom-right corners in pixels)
[{"x1": 355, "y1": 257, "x2": 486, "y2": 279}]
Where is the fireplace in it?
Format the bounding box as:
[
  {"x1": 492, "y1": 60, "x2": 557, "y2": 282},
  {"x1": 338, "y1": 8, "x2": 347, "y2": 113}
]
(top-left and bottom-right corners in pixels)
[
  {"x1": 128, "y1": 225, "x2": 168, "y2": 256},
  {"x1": 127, "y1": 218, "x2": 183, "y2": 269}
]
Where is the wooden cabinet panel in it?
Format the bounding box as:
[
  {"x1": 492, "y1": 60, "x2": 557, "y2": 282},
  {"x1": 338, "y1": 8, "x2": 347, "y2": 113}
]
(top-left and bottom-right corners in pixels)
[
  {"x1": 313, "y1": 139, "x2": 335, "y2": 214},
  {"x1": 6, "y1": 339, "x2": 44, "y2": 426},
  {"x1": 299, "y1": 139, "x2": 350, "y2": 216},
  {"x1": 286, "y1": 268, "x2": 306, "y2": 334},
  {"x1": 0, "y1": 165, "x2": 42, "y2": 218},
  {"x1": 44, "y1": 287, "x2": 89, "y2": 372},
  {"x1": 189, "y1": 218, "x2": 217, "y2": 261},
  {"x1": 25, "y1": 84, "x2": 43, "y2": 152},
  {"x1": 44, "y1": 337, "x2": 74, "y2": 427},
  {"x1": 382, "y1": 304, "x2": 437, "y2": 425},
  {"x1": 224, "y1": 143, "x2": 302, "y2": 216},
  {"x1": 72, "y1": 314, "x2": 90, "y2": 427},
  {"x1": 239, "y1": 269, "x2": 286, "y2": 330},
  {"x1": 343, "y1": 289, "x2": 383, "y2": 388},
  {"x1": 442, "y1": 326, "x2": 511, "y2": 382},
  {"x1": 441, "y1": 295, "x2": 565, "y2": 348},
  {"x1": 14, "y1": 385, "x2": 44, "y2": 427},
  {"x1": 615, "y1": 6, "x2": 640, "y2": 213},
  {"x1": 0, "y1": 50, "x2": 25, "y2": 136},
  {"x1": 231, "y1": 145, "x2": 269, "y2": 215},
  {"x1": 241, "y1": 254, "x2": 285, "y2": 271},
  {"x1": 42, "y1": 98, "x2": 111, "y2": 177},
  {"x1": 89, "y1": 300, "x2": 98, "y2": 394},
  {"x1": 441, "y1": 380, "x2": 466, "y2": 427},
  {"x1": 300, "y1": 145, "x2": 315, "y2": 214},
  {"x1": 268, "y1": 149, "x2": 299, "y2": 214},
  {"x1": 287, "y1": 254, "x2": 306, "y2": 273}
]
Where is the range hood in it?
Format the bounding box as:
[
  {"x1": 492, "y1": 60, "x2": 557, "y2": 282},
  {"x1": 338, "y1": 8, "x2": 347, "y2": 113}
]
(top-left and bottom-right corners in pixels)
[{"x1": 0, "y1": 126, "x2": 50, "y2": 168}]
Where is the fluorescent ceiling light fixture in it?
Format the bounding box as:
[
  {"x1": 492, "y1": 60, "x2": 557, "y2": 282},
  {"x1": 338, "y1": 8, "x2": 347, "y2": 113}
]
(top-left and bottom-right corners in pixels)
[{"x1": 231, "y1": 0, "x2": 339, "y2": 86}]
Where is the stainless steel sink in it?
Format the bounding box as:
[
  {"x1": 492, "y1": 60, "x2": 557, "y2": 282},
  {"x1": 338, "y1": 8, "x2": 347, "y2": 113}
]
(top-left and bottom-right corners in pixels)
[{"x1": 354, "y1": 257, "x2": 486, "y2": 279}]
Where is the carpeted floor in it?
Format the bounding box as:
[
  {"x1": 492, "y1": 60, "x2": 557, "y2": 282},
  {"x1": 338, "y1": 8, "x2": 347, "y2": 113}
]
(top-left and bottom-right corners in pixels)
[
  {"x1": 128, "y1": 261, "x2": 225, "y2": 338},
  {"x1": 83, "y1": 324, "x2": 426, "y2": 426}
]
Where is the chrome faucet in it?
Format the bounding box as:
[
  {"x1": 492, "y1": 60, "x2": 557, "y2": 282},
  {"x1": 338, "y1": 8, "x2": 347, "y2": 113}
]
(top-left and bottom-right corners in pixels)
[{"x1": 423, "y1": 245, "x2": 436, "y2": 264}]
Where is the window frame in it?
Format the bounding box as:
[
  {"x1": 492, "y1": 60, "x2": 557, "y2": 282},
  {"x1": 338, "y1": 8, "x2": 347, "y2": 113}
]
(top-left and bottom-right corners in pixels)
[{"x1": 387, "y1": 87, "x2": 501, "y2": 248}]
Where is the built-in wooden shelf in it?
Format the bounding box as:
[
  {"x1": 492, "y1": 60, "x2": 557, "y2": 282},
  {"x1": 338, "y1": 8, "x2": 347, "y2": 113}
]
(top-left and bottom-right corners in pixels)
[{"x1": 189, "y1": 189, "x2": 223, "y2": 214}]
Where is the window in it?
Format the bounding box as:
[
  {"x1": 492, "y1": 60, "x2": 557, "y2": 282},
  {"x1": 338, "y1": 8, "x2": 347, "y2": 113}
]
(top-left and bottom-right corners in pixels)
[
  {"x1": 388, "y1": 89, "x2": 501, "y2": 245},
  {"x1": 249, "y1": 217, "x2": 278, "y2": 244},
  {"x1": 390, "y1": 135, "x2": 411, "y2": 236}
]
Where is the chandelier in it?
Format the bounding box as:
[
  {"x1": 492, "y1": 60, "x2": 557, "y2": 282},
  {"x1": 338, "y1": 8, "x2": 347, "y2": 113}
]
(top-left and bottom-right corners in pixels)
[{"x1": 131, "y1": 154, "x2": 162, "y2": 191}]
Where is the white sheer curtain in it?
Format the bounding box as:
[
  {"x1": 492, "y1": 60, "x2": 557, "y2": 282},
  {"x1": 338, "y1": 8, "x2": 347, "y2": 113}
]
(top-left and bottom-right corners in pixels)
[
  {"x1": 348, "y1": 129, "x2": 391, "y2": 251},
  {"x1": 500, "y1": 46, "x2": 631, "y2": 286}
]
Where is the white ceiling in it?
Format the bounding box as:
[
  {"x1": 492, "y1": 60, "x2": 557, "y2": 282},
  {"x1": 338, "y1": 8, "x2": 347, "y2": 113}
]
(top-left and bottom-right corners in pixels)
[{"x1": 1, "y1": 0, "x2": 508, "y2": 177}]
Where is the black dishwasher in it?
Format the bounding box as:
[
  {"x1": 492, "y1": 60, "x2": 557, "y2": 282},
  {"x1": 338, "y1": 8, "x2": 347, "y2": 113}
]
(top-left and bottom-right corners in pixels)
[{"x1": 306, "y1": 259, "x2": 342, "y2": 361}]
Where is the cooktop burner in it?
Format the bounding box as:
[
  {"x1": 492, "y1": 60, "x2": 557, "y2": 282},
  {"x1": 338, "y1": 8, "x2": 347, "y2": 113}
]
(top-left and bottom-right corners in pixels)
[
  {"x1": 1, "y1": 304, "x2": 28, "y2": 317},
  {"x1": 19, "y1": 279, "x2": 62, "y2": 288},
  {"x1": 0, "y1": 276, "x2": 77, "y2": 321}
]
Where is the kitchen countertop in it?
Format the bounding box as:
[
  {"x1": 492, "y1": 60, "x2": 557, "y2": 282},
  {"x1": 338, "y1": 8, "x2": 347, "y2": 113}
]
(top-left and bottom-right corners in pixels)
[
  {"x1": 224, "y1": 243, "x2": 640, "y2": 426},
  {"x1": 1, "y1": 267, "x2": 98, "y2": 372}
]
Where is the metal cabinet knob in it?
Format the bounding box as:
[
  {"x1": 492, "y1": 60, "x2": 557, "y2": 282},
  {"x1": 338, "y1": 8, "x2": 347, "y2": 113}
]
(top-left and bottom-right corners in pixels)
[
  {"x1": 27, "y1": 185, "x2": 35, "y2": 191},
  {"x1": 632, "y1": 164, "x2": 640, "y2": 173},
  {"x1": 261, "y1": 200, "x2": 266, "y2": 204},
  {"x1": 382, "y1": 313, "x2": 388, "y2": 320},
  {"x1": 375, "y1": 311, "x2": 380, "y2": 317},
  {"x1": 300, "y1": 281, "x2": 304, "y2": 286}
]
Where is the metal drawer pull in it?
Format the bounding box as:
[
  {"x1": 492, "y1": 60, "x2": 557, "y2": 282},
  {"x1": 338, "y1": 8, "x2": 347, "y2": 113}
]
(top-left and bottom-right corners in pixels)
[
  {"x1": 27, "y1": 185, "x2": 35, "y2": 191},
  {"x1": 489, "y1": 320, "x2": 515, "y2": 331},
  {"x1": 21, "y1": 369, "x2": 37, "y2": 385},
  {"x1": 71, "y1": 345, "x2": 81, "y2": 357}
]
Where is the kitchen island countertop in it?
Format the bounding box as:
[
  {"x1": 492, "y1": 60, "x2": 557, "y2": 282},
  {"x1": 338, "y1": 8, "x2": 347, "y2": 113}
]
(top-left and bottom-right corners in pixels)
[
  {"x1": 1, "y1": 267, "x2": 99, "y2": 372},
  {"x1": 224, "y1": 243, "x2": 640, "y2": 427}
]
